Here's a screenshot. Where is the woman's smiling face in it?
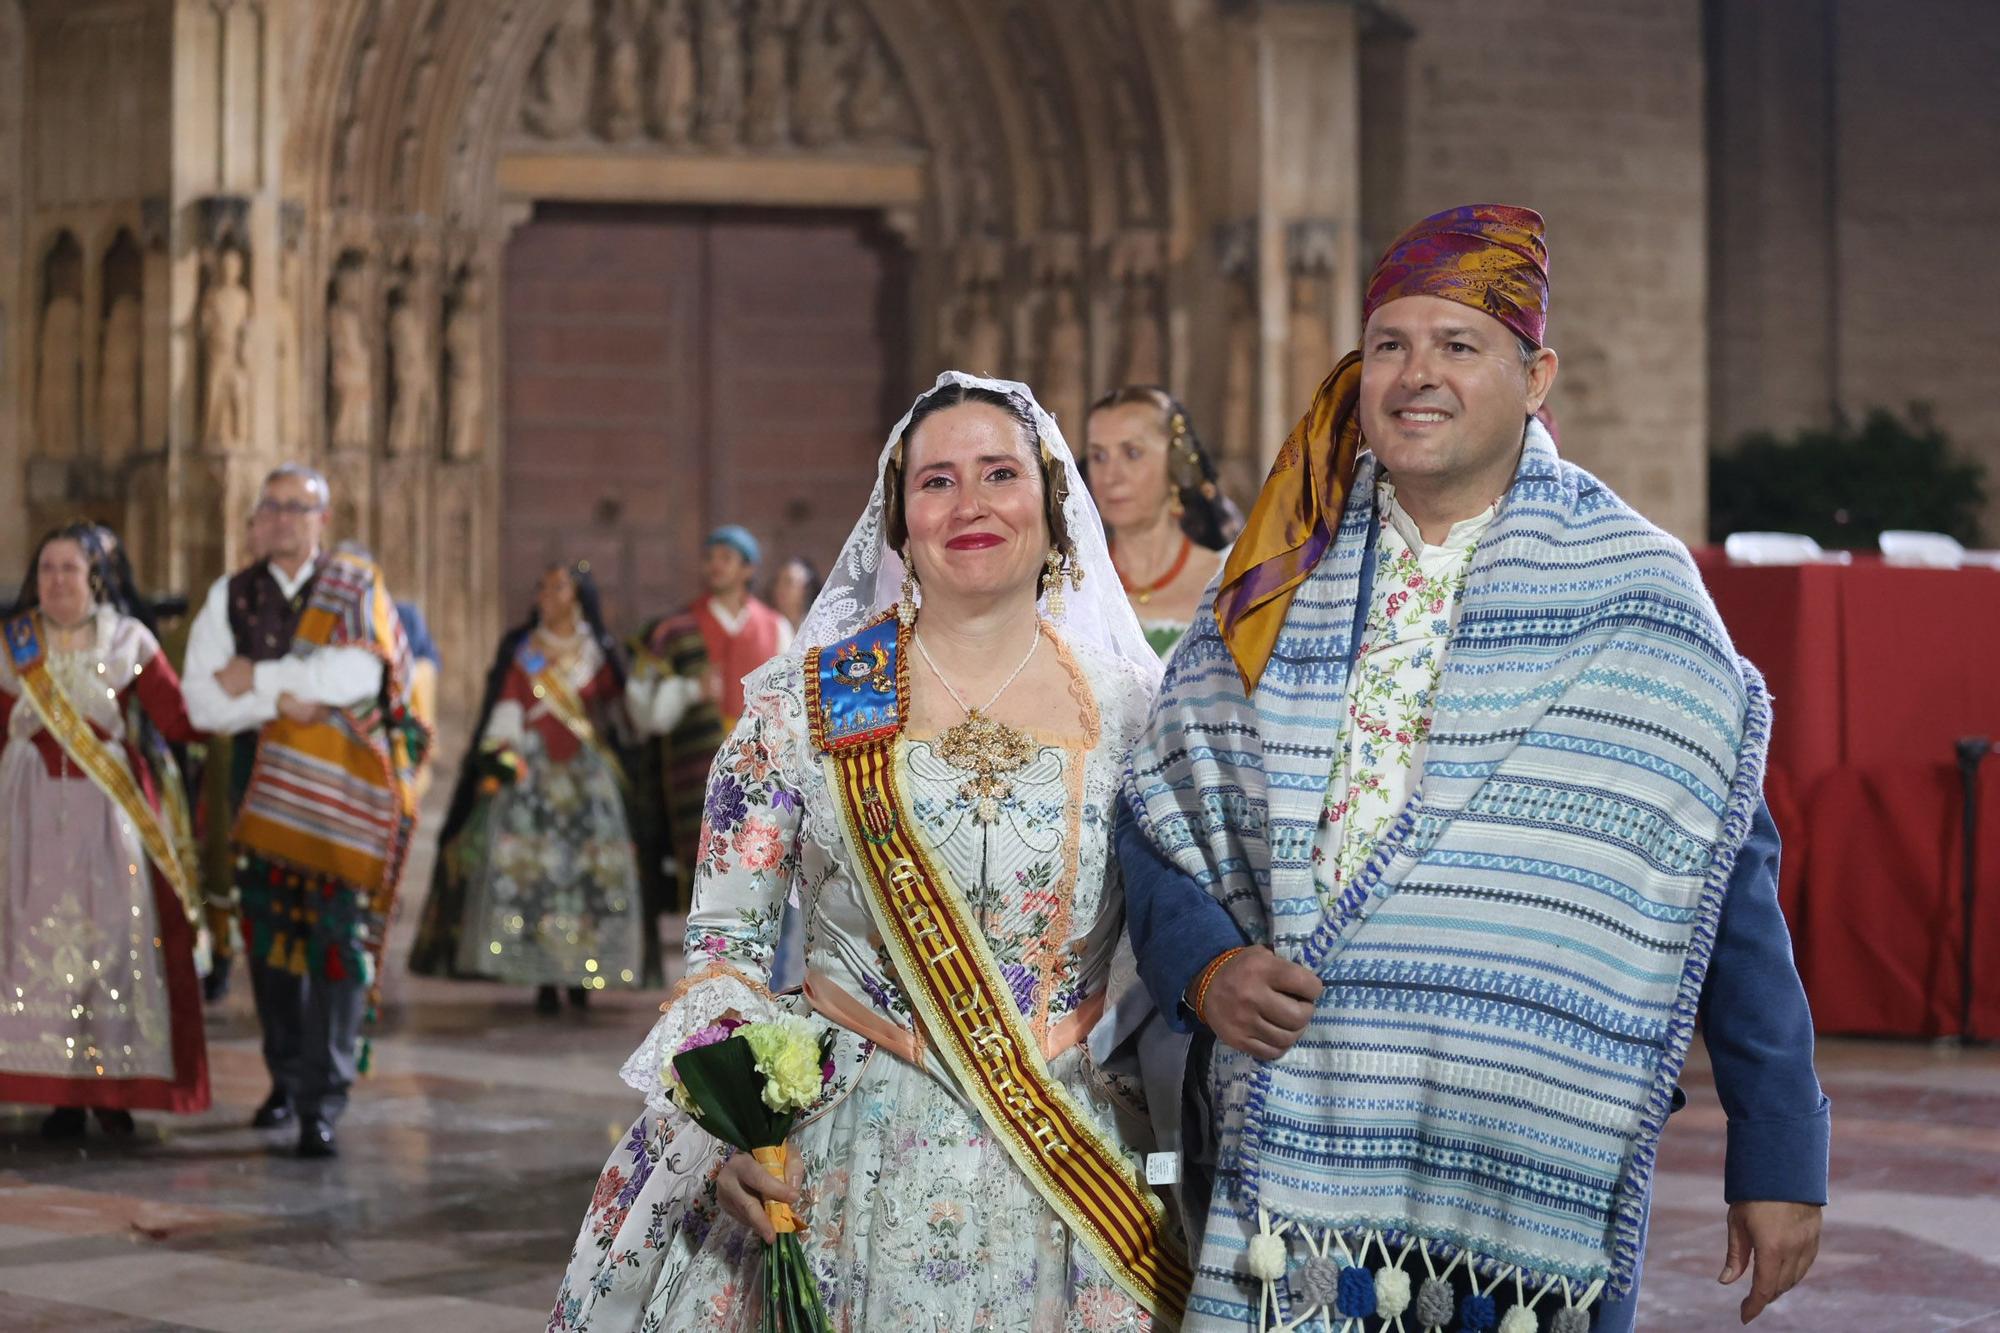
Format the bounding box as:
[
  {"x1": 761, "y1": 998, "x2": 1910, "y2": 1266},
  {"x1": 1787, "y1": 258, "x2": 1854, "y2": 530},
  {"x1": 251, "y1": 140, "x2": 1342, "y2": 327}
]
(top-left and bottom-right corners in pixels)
[{"x1": 901, "y1": 401, "x2": 1048, "y2": 607}]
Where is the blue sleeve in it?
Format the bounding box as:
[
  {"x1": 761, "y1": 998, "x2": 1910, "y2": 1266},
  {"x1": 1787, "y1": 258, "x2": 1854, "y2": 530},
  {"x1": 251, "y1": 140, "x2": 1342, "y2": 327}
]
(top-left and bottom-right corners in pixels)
[
  {"x1": 395, "y1": 600, "x2": 442, "y2": 668},
  {"x1": 1116, "y1": 802, "x2": 1248, "y2": 1034},
  {"x1": 1700, "y1": 799, "x2": 1831, "y2": 1206}
]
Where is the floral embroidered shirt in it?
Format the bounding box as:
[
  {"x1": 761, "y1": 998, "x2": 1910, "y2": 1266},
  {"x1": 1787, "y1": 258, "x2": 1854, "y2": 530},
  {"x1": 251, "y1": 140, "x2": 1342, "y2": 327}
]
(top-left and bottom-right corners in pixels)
[{"x1": 1311, "y1": 481, "x2": 1495, "y2": 908}]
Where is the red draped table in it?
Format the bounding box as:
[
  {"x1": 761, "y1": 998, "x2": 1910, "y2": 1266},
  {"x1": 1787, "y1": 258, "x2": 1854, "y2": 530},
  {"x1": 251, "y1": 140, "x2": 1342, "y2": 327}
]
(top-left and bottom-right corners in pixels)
[{"x1": 1693, "y1": 553, "x2": 2000, "y2": 1037}]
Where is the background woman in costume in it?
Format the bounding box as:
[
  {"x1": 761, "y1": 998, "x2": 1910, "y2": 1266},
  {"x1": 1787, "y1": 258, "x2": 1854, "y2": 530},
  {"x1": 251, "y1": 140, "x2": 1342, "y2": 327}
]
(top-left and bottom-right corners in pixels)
[
  {"x1": 0, "y1": 524, "x2": 209, "y2": 1138},
  {"x1": 409, "y1": 561, "x2": 642, "y2": 1015},
  {"x1": 767, "y1": 555, "x2": 821, "y2": 634},
  {"x1": 548, "y1": 375, "x2": 1172, "y2": 1333},
  {"x1": 1083, "y1": 386, "x2": 1242, "y2": 657}
]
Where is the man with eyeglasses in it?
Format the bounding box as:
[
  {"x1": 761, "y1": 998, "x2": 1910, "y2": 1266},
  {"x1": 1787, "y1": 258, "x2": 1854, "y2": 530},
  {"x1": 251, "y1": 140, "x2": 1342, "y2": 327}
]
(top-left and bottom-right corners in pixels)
[{"x1": 182, "y1": 463, "x2": 426, "y2": 1158}]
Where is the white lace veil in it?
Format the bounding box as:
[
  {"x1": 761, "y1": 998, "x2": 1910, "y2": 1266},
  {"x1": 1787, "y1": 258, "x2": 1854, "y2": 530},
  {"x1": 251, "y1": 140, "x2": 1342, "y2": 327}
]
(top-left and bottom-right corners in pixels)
[{"x1": 797, "y1": 370, "x2": 1162, "y2": 692}]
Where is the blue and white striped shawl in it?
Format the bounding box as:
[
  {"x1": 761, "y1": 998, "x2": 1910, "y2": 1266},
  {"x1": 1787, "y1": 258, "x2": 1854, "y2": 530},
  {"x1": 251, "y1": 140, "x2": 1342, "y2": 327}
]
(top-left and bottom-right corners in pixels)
[{"x1": 1126, "y1": 422, "x2": 1769, "y2": 1295}]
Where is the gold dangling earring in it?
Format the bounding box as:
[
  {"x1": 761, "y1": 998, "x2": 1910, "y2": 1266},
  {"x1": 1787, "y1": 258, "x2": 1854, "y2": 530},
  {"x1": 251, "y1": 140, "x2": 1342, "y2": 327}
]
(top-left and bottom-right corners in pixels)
[
  {"x1": 1043, "y1": 549, "x2": 1065, "y2": 619},
  {"x1": 898, "y1": 560, "x2": 919, "y2": 629}
]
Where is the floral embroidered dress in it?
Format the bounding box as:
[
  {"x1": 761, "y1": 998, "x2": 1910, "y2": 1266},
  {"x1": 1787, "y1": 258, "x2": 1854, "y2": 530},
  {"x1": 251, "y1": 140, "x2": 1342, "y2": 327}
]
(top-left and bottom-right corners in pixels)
[
  {"x1": 548, "y1": 631, "x2": 1159, "y2": 1333},
  {"x1": 442, "y1": 625, "x2": 642, "y2": 989},
  {"x1": 1311, "y1": 484, "x2": 1493, "y2": 907}
]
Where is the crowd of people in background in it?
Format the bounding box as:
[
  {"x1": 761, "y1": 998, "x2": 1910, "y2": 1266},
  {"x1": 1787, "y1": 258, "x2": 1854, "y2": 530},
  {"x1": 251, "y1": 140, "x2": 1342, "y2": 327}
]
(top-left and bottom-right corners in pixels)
[
  {"x1": 0, "y1": 376, "x2": 1233, "y2": 1158},
  {"x1": 0, "y1": 201, "x2": 1829, "y2": 1333}
]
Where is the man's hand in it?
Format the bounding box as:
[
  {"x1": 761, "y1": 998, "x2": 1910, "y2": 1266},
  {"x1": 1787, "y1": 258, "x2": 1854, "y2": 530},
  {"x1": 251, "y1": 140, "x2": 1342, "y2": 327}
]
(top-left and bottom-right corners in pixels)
[
  {"x1": 276, "y1": 692, "x2": 329, "y2": 726},
  {"x1": 1190, "y1": 946, "x2": 1323, "y2": 1060},
  {"x1": 215, "y1": 656, "x2": 256, "y2": 698},
  {"x1": 1719, "y1": 1200, "x2": 1822, "y2": 1322}
]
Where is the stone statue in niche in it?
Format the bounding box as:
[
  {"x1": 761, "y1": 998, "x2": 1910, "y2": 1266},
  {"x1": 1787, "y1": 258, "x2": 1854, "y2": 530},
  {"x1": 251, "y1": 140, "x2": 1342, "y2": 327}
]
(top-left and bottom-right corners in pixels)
[
  {"x1": 745, "y1": 0, "x2": 803, "y2": 147},
  {"x1": 1027, "y1": 92, "x2": 1075, "y2": 230},
  {"x1": 328, "y1": 266, "x2": 373, "y2": 452},
  {"x1": 792, "y1": 0, "x2": 856, "y2": 147},
  {"x1": 98, "y1": 293, "x2": 141, "y2": 462},
  {"x1": 697, "y1": 0, "x2": 747, "y2": 148},
  {"x1": 444, "y1": 269, "x2": 485, "y2": 462},
  {"x1": 598, "y1": 0, "x2": 644, "y2": 141},
  {"x1": 845, "y1": 26, "x2": 905, "y2": 144},
  {"x1": 1109, "y1": 72, "x2": 1156, "y2": 227},
  {"x1": 387, "y1": 288, "x2": 435, "y2": 457},
  {"x1": 1040, "y1": 284, "x2": 1087, "y2": 438},
  {"x1": 523, "y1": 5, "x2": 593, "y2": 138},
  {"x1": 1118, "y1": 269, "x2": 1163, "y2": 387},
  {"x1": 200, "y1": 248, "x2": 254, "y2": 451},
  {"x1": 1287, "y1": 270, "x2": 1333, "y2": 416},
  {"x1": 959, "y1": 282, "x2": 1004, "y2": 378},
  {"x1": 272, "y1": 262, "x2": 301, "y2": 451},
  {"x1": 644, "y1": 0, "x2": 697, "y2": 145},
  {"x1": 1222, "y1": 280, "x2": 1257, "y2": 471},
  {"x1": 36, "y1": 290, "x2": 81, "y2": 459}
]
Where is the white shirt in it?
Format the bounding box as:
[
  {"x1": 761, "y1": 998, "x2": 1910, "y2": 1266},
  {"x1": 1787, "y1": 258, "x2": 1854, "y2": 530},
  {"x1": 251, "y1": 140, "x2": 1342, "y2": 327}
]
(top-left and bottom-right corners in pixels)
[{"x1": 181, "y1": 554, "x2": 386, "y2": 734}]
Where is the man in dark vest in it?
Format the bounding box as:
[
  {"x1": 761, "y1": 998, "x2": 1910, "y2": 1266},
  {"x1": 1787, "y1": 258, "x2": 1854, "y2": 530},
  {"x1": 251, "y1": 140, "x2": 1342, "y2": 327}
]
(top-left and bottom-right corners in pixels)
[{"x1": 182, "y1": 464, "x2": 423, "y2": 1158}]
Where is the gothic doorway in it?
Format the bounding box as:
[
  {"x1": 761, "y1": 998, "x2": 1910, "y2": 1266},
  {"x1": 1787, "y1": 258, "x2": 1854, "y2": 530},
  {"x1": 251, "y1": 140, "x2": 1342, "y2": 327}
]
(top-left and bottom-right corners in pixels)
[{"x1": 499, "y1": 202, "x2": 911, "y2": 632}]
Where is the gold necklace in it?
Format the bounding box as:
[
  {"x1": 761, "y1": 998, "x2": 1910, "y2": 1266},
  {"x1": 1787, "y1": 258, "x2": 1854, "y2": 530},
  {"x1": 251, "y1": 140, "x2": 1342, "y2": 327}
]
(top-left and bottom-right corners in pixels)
[{"x1": 914, "y1": 626, "x2": 1041, "y2": 825}]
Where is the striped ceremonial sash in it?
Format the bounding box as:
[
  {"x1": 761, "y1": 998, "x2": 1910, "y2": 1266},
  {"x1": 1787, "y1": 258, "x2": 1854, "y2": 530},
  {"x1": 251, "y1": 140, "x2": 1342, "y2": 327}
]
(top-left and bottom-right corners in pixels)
[
  {"x1": 3, "y1": 612, "x2": 199, "y2": 923},
  {"x1": 811, "y1": 616, "x2": 1191, "y2": 1327}
]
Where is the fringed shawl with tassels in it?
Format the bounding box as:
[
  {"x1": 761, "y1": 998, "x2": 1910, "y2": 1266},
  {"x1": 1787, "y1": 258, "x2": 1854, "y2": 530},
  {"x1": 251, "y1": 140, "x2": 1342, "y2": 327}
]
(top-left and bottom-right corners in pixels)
[{"x1": 1127, "y1": 422, "x2": 1769, "y2": 1315}]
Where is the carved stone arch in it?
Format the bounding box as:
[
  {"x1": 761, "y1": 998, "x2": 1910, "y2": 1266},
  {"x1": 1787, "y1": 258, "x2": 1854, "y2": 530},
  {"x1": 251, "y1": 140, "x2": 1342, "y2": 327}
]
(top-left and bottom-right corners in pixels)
[{"x1": 280, "y1": 0, "x2": 1195, "y2": 695}]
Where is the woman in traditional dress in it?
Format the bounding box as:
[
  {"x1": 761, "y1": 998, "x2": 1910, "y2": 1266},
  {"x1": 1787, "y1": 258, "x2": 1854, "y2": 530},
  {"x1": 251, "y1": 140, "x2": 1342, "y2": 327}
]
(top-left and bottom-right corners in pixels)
[
  {"x1": 0, "y1": 524, "x2": 208, "y2": 1137},
  {"x1": 549, "y1": 373, "x2": 1186, "y2": 1332},
  {"x1": 409, "y1": 562, "x2": 642, "y2": 1015},
  {"x1": 1083, "y1": 386, "x2": 1241, "y2": 658},
  {"x1": 767, "y1": 555, "x2": 822, "y2": 635}
]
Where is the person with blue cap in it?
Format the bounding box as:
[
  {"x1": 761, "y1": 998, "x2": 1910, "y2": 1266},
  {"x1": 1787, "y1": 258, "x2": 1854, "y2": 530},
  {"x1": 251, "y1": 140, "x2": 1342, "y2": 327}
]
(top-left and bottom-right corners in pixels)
[{"x1": 624, "y1": 524, "x2": 792, "y2": 962}]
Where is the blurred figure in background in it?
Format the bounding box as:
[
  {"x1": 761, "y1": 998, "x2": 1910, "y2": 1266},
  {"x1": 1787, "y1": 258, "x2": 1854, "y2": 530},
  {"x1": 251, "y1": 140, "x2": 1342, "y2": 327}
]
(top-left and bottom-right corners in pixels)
[
  {"x1": 0, "y1": 524, "x2": 208, "y2": 1139},
  {"x1": 768, "y1": 554, "x2": 822, "y2": 635},
  {"x1": 411, "y1": 562, "x2": 641, "y2": 1015},
  {"x1": 1084, "y1": 386, "x2": 1242, "y2": 658}
]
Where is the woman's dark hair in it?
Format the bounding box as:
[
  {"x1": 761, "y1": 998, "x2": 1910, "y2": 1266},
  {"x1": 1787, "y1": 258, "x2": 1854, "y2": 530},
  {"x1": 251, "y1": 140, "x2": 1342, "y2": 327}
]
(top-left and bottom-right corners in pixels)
[
  {"x1": 89, "y1": 523, "x2": 159, "y2": 637},
  {"x1": 1084, "y1": 385, "x2": 1243, "y2": 550},
  {"x1": 525, "y1": 561, "x2": 626, "y2": 695},
  {"x1": 773, "y1": 556, "x2": 822, "y2": 610},
  {"x1": 10, "y1": 523, "x2": 110, "y2": 617},
  {"x1": 884, "y1": 382, "x2": 1074, "y2": 594}
]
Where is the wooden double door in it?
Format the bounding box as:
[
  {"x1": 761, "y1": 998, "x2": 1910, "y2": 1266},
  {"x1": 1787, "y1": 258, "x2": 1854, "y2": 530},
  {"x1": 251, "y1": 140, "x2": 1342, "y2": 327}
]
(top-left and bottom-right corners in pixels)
[{"x1": 501, "y1": 203, "x2": 911, "y2": 633}]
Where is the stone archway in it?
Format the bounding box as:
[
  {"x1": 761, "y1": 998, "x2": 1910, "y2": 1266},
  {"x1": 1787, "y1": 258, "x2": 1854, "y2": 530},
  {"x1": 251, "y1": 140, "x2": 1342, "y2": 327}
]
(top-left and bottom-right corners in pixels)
[{"x1": 281, "y1": 0, "x2": 1195, "y2": 697}]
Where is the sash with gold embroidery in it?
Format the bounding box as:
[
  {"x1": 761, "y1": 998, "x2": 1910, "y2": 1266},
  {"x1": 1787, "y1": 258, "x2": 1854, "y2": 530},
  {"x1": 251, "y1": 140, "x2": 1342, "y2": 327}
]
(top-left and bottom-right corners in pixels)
[
  {"x1": 519, "y1": 640, "x2": 626, "y2": 788},
  {"x1": 808, "y1": 614, "x2": 1192, "y2": 1326},
  {"x1": 4, "y1": 612, "x2": 200, "y2": 923}
]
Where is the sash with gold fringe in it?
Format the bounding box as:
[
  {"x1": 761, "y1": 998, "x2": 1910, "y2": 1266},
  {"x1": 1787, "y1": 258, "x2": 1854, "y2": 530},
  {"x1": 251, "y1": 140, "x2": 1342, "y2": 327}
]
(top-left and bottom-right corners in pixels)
[
  {"x1": 520, "y1": 640, "x2": 626, "y2": 788},
  {"x1": 808, "y1": 614, "x2": 1191, "y2": 1327},
  {"x1": 3, "y1": 611, "x2": 200, "y2": 923}
]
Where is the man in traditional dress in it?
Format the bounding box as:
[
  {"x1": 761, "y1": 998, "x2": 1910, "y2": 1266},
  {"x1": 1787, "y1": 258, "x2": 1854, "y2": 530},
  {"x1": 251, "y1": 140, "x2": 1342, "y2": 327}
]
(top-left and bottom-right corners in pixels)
[
  {"x1": 688, "y1": 524, "x2": 792, "y2": 729},
  {"x1": 182, "y1": 464, "x2": 424, "y2": 1158},
  {"x1": 1120, "y1": 206, "x2": 1826, "y2": 1330},
  {"x1": 624, "y1": 525, "x2": 788, "y2": 969}
]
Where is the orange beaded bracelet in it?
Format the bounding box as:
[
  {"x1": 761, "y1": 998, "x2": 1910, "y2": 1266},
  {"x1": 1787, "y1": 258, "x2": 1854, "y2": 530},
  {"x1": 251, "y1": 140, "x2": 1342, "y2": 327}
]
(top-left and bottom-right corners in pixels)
[{"x1": 1189, "y1": 946, "x2": 1248, "y2": 1027}]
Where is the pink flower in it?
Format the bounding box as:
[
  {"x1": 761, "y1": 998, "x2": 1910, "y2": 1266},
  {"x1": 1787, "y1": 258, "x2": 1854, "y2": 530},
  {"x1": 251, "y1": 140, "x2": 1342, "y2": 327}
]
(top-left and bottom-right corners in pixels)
[
  {"x1": 677, "y1": 1017, "x2": 746, "y2": 1057},
  {"x1": 732, "y1": 818, "x2": 784, "y2": 871},
  {"x1": 1386, "y1": 592, "x2": 1408, "y2": 614},
  {"x1": 1407, "y1": 573, "x2": 1426, "y2": 589},
  {"x1": 1395, "y1": 731, "x2": 1412, "y2": 745},
  {"x1": 1431, "y1": 598, "x2": 1446, "y2": 613}
]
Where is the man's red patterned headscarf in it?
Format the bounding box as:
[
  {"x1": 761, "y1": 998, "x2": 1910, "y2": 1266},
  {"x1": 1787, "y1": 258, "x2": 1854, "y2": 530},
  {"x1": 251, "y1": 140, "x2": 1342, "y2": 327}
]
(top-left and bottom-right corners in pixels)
[{"x1": 1216, "y1": 205, "x2": 1551, "y2": 692}]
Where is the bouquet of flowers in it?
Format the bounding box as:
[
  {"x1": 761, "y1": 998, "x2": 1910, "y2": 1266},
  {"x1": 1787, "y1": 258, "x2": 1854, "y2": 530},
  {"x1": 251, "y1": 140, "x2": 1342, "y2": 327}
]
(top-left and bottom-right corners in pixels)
[{"x1": 668, "y1": 1014, "x2": 835, "y2": 1333}]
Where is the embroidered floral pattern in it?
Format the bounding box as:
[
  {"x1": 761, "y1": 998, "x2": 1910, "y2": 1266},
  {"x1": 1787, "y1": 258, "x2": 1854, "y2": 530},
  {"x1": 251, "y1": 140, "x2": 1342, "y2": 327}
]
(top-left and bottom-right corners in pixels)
[
  {"x1": 1312, "y1": 488, "x2": 1485, "y2": 908},
  {"x1": 547, "y1": 646, "x2": 1158, "y2": 1332}
]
